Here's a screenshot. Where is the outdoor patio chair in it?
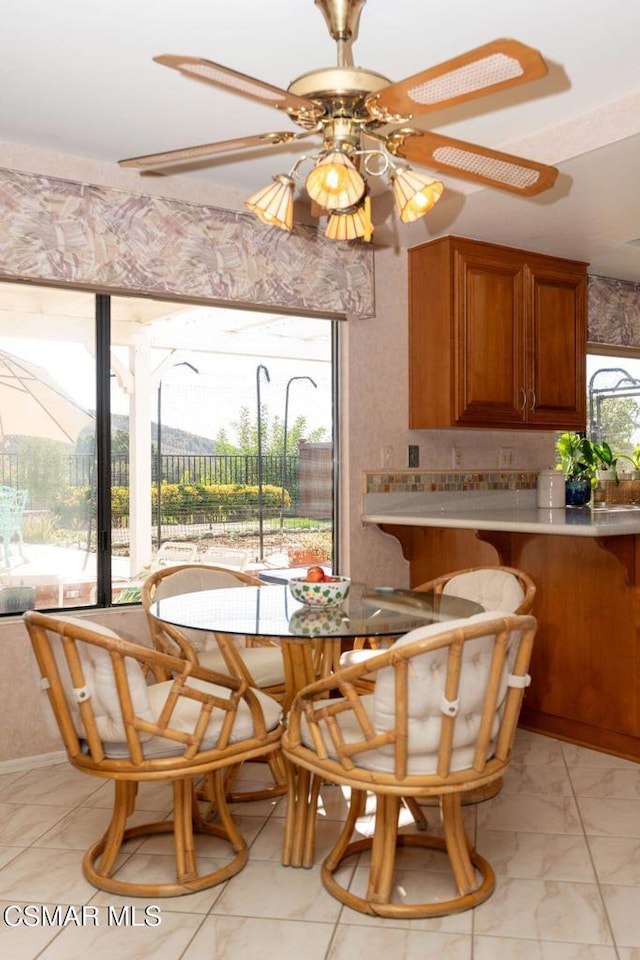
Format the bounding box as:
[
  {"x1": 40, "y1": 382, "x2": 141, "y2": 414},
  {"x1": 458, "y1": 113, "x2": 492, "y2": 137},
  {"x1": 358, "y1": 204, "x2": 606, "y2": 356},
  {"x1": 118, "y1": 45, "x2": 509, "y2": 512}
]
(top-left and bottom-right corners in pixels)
[
  {"x1": 24, "y1": 611, "x2": 283, "y2": 897},
  {"x1": 0, "y1": 494, "x2": 12, "y2": 568},
  {"x1": 150, "y1": 540, "x2": 198, "y2": 570},
  {"x1": 199, "y1": 545, "x2": 250, "y2": 571},
  {"x1": 282, "y1": 611, "x2": 537, "y2": 918},
  {"x1": 142, "y1": 563, "x2": 287, "y2": 801},
  {"x1": 0, "y1": 487, "x2": 27, "y2": 566}
]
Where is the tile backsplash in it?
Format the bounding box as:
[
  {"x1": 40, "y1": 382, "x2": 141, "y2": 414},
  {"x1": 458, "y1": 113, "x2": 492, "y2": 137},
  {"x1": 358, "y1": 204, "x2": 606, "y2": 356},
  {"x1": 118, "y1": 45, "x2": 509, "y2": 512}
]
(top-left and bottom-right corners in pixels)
[{"x1": 364, "y1": 469, "x2": 538, "y2": 494}]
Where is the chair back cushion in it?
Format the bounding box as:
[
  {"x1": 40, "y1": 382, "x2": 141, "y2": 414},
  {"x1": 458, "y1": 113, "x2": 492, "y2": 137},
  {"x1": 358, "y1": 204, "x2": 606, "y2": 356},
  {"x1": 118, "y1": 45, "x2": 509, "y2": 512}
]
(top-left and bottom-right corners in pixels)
[
  {"x1": 50, "y1": 616, "x2": 154, "y2": 744},
  {"x1": 372, "y1": 610, "x2": 518, "y2": 773},
  {"x1": 442, "y1": 569, "x2": 524, "y2": 612},
  {"x1": 153, "y1": 566, "x2": 248, "y2": 599}
]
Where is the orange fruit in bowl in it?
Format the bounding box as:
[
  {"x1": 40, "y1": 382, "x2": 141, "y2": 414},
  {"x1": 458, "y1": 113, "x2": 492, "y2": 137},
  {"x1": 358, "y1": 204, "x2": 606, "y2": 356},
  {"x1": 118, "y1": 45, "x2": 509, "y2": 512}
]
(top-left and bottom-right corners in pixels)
[{"x1": 304, "y1": 565, "x2": 326, "y2": 583}]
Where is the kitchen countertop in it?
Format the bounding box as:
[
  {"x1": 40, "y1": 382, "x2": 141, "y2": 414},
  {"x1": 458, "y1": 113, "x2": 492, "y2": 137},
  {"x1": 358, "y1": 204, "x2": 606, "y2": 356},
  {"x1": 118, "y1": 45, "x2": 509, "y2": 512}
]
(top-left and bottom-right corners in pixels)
[{"x1": 362, "y1": 490, "x2": 640, "y2": 537}]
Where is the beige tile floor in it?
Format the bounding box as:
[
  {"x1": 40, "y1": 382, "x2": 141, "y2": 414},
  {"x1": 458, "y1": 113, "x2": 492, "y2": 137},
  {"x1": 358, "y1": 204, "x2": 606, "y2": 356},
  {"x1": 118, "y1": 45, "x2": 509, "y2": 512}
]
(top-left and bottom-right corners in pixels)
[{"x1": 0, "y1": 729, "x2": 639, "y2": 960}]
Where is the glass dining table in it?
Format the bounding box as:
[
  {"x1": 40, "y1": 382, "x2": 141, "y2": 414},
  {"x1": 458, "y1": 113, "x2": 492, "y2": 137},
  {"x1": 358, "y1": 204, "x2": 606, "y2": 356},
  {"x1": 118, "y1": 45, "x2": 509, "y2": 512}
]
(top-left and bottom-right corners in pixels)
[{"x1": 148, "y1": 582, "x2": 484, "y2": 711}]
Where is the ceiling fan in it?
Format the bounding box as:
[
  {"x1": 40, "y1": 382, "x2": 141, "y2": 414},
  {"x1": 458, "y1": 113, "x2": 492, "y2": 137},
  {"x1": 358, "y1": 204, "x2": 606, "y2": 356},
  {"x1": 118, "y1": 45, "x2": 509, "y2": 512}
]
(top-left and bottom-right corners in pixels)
[{"x1": 119, "y1": 0, "x2": 559, "y2": 241}]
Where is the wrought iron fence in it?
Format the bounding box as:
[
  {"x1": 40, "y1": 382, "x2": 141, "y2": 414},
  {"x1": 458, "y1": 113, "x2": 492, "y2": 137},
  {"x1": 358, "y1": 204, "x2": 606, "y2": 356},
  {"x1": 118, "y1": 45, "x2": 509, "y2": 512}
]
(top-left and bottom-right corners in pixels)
[
  {"x1": 0, "y1": 449, "x2": 333, "y2": 529},
  {"x1": 0, "y1": 453, "x2": 301, "y2": 504},
  {"x1": 63, "y1": 453, "x2": 299, "y2": 492},
  {"x1": 151, "y1": 453, "x2": 297, "y2": 490},
  {"x1": 0, "y1": 454, "x2": 19, "y2": 488}
]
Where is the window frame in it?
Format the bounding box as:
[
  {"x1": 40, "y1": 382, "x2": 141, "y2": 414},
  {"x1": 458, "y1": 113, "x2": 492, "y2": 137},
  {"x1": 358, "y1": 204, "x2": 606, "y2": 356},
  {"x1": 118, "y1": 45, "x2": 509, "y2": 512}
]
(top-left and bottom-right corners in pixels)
[{"x1": 0, "y1": 283, "x2": 340, "y2": 615}]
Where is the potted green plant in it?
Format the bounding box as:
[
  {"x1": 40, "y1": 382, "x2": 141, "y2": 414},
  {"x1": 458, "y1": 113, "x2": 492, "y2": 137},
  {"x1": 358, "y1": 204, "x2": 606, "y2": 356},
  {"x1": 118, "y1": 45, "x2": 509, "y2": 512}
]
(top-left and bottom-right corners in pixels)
[
  {"x1": 555, "y1": 432, "x2": 596, "y2": 506},
  {"x1": 591, "y1": 440, "x2": 620, "y2": 482},
  {"x1": 614, "y1": 443, "x2": 640, "y2": 479}
]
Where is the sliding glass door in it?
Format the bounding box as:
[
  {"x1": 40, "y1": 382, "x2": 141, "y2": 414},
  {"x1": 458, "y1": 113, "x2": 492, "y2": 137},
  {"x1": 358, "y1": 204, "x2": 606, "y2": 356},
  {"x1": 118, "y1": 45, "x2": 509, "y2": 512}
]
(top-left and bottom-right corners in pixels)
[{"x1": 0, "y1": 281, "x2": 336, "y2": 613}]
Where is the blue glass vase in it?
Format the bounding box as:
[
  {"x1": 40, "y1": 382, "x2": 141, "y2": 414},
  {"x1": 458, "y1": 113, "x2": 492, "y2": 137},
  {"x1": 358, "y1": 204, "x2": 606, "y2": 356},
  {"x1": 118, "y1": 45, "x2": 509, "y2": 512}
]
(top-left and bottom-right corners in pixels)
[{"x1": 565, "y1": 477, "x2": 591, "y2": 506}]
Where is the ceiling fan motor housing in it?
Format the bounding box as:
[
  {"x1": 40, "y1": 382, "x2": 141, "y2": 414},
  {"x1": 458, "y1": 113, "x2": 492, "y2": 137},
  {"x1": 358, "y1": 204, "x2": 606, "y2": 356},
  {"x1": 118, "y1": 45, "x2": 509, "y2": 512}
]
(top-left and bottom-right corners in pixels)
[
  {"x1": 288, "y1": 66, "x2": 390, "y2": 103},
  {"x1": 287, "y1": 68, "x2": 393, "y2": 147}
]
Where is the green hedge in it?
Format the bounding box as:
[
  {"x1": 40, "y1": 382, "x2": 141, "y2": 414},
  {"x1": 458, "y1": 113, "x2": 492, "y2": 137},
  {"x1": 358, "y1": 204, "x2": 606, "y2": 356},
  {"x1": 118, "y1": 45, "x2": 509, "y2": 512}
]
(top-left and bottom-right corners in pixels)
[
  {"x1": 53, "y1": 483, "x2": 290, "y2": 528},
  {"x1": 151, "y1": 483, "x2": 289, "y2": 522}
]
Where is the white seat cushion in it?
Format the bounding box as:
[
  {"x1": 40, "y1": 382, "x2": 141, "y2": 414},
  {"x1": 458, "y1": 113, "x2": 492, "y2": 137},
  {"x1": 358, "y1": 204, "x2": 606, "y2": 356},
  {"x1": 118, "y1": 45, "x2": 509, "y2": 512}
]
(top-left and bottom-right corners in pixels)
[
  {"x1": 339, "y1": 648, "x2": 383, "y2": 669},
  {"x1": 51, "y1": 616, "x2": 282, "y2": 762},
  {"x1": 339, "y1": 570, "x2": 524, "y2": 673},
  {"x1": 105, "y1": 680, "x2": 282, "y2": 759},
  {"x1": 198, "y1": 645, "x2": 285, "y2": 688},
  {"x1": 153, "y1": 567, "x2": 249, "y2": 598},
  {"x1": 153, "y1": 569, "x2": 284, "y2": 686}
]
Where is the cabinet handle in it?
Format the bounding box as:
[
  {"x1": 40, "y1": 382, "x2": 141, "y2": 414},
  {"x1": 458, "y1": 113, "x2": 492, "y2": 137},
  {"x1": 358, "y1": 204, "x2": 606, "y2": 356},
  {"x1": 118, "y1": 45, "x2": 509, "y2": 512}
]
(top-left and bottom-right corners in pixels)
[
  {"x1": 529, "y1": 389, "x2": 536, "y2": 412},
  {"x1": 520, "y1": 387, "x2": 527, "y2": 412}
]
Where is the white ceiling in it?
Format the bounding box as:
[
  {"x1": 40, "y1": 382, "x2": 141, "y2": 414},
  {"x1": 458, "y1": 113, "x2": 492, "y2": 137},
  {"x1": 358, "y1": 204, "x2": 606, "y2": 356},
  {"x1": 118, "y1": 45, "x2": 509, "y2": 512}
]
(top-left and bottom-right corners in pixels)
[{"x1": 2, "y1": 0, "x2": 640, "y2": 280}]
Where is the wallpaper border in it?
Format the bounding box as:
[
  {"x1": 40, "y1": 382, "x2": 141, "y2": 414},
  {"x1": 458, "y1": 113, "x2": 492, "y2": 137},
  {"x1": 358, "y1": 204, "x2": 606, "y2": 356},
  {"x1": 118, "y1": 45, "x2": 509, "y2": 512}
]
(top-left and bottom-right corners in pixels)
[
  {"x1": 0, "y1": 167, "x2": 375, "y2": 318},
  {"x1": 588, "y1": 275, "x2": 640, "y2": 348}
]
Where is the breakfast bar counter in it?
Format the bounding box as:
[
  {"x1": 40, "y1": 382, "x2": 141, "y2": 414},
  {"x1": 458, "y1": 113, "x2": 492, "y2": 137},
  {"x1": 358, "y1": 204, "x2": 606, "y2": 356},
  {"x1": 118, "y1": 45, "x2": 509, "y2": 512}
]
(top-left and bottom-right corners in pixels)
[
  {"x1": 362, "y1": 489, "x2": 640, "y2": 536},
  {"x1": 363, "y1": 490, "x2": 640, "y2": 761}
]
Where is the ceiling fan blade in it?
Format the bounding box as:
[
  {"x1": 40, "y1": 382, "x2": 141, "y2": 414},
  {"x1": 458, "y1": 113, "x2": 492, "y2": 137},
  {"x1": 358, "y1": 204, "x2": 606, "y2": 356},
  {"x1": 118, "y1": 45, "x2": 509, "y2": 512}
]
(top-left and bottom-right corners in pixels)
[
  {"x1": 154, "y1": 54, "x2": 324, "y2": 119},
  {"x1": 372, "y1": 39, "x2": 548, "y2": 119},
  {"x1": 119, "y1": 131, "x2": 303, "y2": 170},
  {"x1": 388, "y1": 130, "x2": 558, "y2": 196}
]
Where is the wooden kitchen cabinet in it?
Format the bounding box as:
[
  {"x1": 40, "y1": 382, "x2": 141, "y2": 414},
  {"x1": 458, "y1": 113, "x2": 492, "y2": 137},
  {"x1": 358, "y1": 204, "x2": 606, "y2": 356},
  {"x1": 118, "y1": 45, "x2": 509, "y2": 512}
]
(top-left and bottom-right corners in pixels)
[{"x1": 409, "y1": 236, "x2": 588, "y2": 429}]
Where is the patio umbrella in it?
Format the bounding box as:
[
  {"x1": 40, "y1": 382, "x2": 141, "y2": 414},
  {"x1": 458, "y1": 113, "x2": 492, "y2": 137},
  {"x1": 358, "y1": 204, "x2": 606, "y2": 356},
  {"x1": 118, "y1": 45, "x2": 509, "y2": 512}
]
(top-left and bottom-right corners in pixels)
[{"x1": 0, "y1": 349, "x2": 94, "y2": 444}]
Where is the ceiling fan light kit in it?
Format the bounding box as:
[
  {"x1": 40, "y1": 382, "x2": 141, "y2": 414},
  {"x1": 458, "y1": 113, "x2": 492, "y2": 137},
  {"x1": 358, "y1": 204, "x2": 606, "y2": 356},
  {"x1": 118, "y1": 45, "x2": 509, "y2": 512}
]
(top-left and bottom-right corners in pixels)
[
  {"x1": 391, "y1": 167, "x2": 445, "y2": 223},
  {"x1": 244, "y1": 174, "x2": 295, "y2": 232},
  {"x1": 305, "y1": 150, "x2": 366, "y2": 209},
  {"x1": 119, "y1": 0, "x2": 560, "y2": 242},
  {"x1": 326, "y1": 198, "x2": 373, "y2": 242}
]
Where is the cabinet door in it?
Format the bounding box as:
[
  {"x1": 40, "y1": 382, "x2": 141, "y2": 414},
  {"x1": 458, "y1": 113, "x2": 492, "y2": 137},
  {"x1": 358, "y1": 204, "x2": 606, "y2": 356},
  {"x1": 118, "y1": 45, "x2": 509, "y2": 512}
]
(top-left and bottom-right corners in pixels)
[
  {"x1": 454, "y1": 248, "x2": 525, "y2": 425},
  {"x1": 525, "y1": 262, "x2": 587, "y2": 428}
]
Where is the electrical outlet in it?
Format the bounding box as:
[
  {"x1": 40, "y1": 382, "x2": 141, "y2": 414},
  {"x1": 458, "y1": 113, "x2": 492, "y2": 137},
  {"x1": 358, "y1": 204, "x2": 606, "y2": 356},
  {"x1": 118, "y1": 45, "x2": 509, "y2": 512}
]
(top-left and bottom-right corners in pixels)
[
  {"x1": 381, "y1": 445, "x2": 394, "y2": 467},
  {"x1": 408, "y1": 445, "x2": 419, "y2": 468},
  {"x1": 452, "y1": 447, "x2": 462, "y2": 468},
  {"x1": 499, "y1": 447, "x2": 514, "y2": 468}
]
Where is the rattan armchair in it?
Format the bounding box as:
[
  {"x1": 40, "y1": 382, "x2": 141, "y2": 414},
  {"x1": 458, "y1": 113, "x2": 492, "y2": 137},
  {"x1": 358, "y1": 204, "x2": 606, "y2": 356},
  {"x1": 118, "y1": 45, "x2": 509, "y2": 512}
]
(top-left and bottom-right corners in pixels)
[
  {"x1": 341, "y1": 565, "x2": 535, "y2": 679},
  {"x1": 142, "y1": 564, "x2": 286, "y2": 700},
  {"x1": 142, "y1": 563, "x2": 286, "y2": 801},
  {"x1": 339, "y1": 566, "x2": 536, "y2": 819},
  {"x1": 416, "y1": 565, "x2": 536, "y2": 615},
  {"x1": 282, "y1": 610, "x2": 536, "y2": 918},
  {"x1": 24, "y1": 611, "x2": 283, "y2": 898}
]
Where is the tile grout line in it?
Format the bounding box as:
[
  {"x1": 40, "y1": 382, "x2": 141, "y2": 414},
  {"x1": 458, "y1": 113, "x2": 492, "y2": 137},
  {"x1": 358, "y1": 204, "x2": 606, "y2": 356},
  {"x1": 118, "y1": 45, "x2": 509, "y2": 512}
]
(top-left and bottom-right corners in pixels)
[{"x1": 561, "y1": 742, "x2": 623, "y2": 960}]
